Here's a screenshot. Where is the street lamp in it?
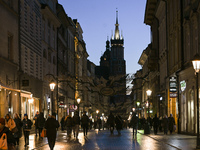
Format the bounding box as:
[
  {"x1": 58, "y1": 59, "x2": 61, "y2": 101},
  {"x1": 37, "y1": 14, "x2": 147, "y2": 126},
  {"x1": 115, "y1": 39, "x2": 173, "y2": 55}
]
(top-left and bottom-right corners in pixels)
[
  {"x1": 132, "y1": 107, "x2": 135, "y2": 112},
  {"x1": 146, "y1": 89, "x2": 152, "y2": 117},
  {"x1": 77, "y1": 98, "x2": 81, "y2": 115},
  {"x1": 136, "y1": 102, "x2": 140, "y2": 117},
  {"x1": 96, "y1": 110, "x2": 99, "y2": 116},
  {"x1": 192, "y1": 53, "x2": 200, "y2": 149},
  {"x1": 49, "y1": 80, "x2": 56, "y2": 114}
]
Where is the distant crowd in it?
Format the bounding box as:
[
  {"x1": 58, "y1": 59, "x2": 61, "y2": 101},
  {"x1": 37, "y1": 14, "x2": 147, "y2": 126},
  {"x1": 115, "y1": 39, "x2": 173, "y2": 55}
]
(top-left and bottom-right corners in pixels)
[{"x1": 0, "y1": 111, "x2": 176, "y2": 150}]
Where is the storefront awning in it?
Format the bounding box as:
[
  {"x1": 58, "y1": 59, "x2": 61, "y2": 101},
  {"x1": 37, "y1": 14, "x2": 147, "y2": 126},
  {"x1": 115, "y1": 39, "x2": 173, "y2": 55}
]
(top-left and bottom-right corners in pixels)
[
  {"x1": 20, "y1": 90, "x2": 32, "y2": 98},
  {"x1": 0, "y1": 82, "x2": 20, "y2": 92}
]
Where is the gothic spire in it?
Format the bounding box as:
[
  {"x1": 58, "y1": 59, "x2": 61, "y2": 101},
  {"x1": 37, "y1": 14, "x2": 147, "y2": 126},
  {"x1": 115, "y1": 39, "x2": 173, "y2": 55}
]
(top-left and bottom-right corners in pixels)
[{"x1": 114, "y1": 10, "x2": 120, "y2": 40}]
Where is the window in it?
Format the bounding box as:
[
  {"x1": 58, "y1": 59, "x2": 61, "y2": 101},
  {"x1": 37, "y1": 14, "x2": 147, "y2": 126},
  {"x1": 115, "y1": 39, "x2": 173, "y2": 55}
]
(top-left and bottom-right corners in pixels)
[{"x1": 48, "y1": 52, "x2": 51, "y2": 62}]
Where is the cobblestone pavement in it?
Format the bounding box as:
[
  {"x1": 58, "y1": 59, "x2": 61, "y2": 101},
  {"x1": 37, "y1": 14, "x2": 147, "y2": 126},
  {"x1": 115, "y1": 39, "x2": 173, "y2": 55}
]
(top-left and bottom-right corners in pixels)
[{"x1": 15, "y1": 129, "x2": 197, "y2": 150}]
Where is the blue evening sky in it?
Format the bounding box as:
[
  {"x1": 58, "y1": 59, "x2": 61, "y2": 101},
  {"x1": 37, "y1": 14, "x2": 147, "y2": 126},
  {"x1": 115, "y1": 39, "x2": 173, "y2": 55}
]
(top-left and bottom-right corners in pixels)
[{"x1": 58, "y1": 0, "x2": 150, "y2": 75}]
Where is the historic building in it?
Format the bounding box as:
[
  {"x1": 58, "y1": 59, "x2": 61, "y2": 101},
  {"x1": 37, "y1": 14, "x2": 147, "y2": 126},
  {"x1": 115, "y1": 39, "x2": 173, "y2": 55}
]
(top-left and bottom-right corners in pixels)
[
  {"x1": 0, "y1": 0, "x2": 20, "y2": 117},
  {"x1": 96, "y1": 11, "x2": 127, "y2": 117},
  {"x1": 133, "y1": 0, "x2": 200, "y2": 135}
]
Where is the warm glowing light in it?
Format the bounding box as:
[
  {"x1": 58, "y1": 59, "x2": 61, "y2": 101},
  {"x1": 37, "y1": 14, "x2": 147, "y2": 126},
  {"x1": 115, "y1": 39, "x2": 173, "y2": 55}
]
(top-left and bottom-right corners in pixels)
[
  {"x1": 132, "y1": 107, "x2": 135, "y2": 112},
  {"x1": 28, "y1": 98, "x2": 34, "y2": 103},
  {"x1": 96, "y1": 110, "x2": 99, "y2": 114},
  {"x1": 192, "y1": 54, "x2": 200, "y2": 73},
  {"x1": 136, "y1": 102, "x2": 140, "y2": 106},
  {"x1": 146, "y1": 89, "x2": 152, "y2": 96},
  {"x1": 49, "y1": 81, "x2": 56, "y2": 91},
  {"x1": 77, "y1": 98, "x2": 81, "y2": 104}
]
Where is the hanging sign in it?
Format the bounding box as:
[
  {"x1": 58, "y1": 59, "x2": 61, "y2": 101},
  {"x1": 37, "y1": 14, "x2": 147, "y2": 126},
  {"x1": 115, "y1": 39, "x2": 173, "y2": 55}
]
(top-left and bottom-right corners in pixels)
[{"x1": 169, "y1": 76, "x2": 177, "y2": 98}]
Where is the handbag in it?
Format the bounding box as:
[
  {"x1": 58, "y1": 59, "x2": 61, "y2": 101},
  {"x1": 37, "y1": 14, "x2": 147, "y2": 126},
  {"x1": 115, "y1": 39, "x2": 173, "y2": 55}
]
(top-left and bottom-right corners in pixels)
[
  {"x1": 11, "y1": 126, "x2": 18, "y2": 133},
  {"x1": 41, "y1": 129, "x2": 47, "y2": 137},
  {"x1": 0, "y1": 133, "x2": 8, "y2": 149}
]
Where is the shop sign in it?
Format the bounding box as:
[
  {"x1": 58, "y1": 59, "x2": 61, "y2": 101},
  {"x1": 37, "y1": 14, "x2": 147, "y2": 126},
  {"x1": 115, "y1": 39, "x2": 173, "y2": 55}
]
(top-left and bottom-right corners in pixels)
[
  {"x1": 169, "y1": 76, "x2": 177, "y2": 98},
  {"x1": 170, "y1": 93, "x2": 177, "y2": 98},
  {"x1": 180, "y1": 80, "x2": 186, "y2": 92},
  {"x1": 169, "y1": 77, "x2": 177, "y2": 93}
]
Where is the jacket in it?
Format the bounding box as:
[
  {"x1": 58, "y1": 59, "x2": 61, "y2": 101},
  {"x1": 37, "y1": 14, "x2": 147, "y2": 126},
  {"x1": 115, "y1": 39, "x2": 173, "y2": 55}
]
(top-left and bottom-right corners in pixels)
[
  {"x1": 45, "y1": 117, "x2": 60, "y2": 138},
  {"x1": 65, "y1": 116, "x2": 73, "y2": 127},
  {"x1": 73, "y1": 115, "x2": 80, "y2": 125},
  {"x1": 22, "y1": 119, "x2": 33, "y2": 131},
  {"x1": 5, "y1": 118, "x2": 16, "y2": 131},
  {"x1": 14, "y1": 118, "x2": 23, "y2": 138},
  {"x1": 81, "y1": 114, "x2": 89, "y2": 126},
  {"x1": 37, "y1": 113, "x2": 45, "y2": 128}
]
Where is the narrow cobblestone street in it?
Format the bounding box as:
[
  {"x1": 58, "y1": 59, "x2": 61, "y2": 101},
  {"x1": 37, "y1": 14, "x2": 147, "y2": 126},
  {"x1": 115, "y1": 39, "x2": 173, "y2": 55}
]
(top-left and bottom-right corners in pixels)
[{"x1": 16, "y1": 129, "x2": 196, "y2": 150}]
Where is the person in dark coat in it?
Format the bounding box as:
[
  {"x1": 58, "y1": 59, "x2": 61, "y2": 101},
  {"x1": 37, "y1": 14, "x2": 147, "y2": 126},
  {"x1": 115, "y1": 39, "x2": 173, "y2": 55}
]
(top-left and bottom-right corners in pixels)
[
  {"x1": 97, "y1": 117, "x2": 101, "y2": 131},
  {"x1": 163, "y1": 115, "x2": 169, "y2": 135},
  {"x1": 130, "y1": 112, "x2": 139, "y2": 138},
  {"x1": 33, "y1": 111, "x2": 39, "y2": 137},
  {"x1": 168, "y1": 114, "x2": 175, "y2": 134},
  {"x1": 73, "y1": 111, "x2": 80, "y2": 139},
  {"x1": 65, "y1": 115, "x2": 73, "y2": 140},
  {"x1": 152, "y1": 114, "x2": 159, "y2": 135},
  {"x1": 81, "y1": 111, "x2": 89, "y2": 137},
  {"x1": 115, "y1": 115, "x2": 123, "y2": 135},
  {"x1": 37, "y1": 112, "x2": 45, "y2": 139},
  {"x1": 22, "y1": 114, "x2": 33, "y2": 147},
  {"x1": 0, "y1": 118, "x2": 16, "y2": 149},
  {"x1": 45, "y1": 113, "x2": 60, "y2": 150},
  {"x1": 13, "y1": 113, "x2": 23, "y2": 145},
  {"x1": 107, "y1": 112, "x2": 115, "y2": 134},
  {"x1": 60, "y1": 116, "x2": 65, "y2": 131}
]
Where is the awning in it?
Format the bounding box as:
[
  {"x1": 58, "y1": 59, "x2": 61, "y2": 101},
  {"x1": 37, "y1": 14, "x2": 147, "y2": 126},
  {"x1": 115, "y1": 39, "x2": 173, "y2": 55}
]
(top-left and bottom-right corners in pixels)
[
  {"x1": 20, "y1": 90, "x2": 32, "y2": 99},
  {"x1": 0, "y1": 82, "x2": 20, "y2": 92}
]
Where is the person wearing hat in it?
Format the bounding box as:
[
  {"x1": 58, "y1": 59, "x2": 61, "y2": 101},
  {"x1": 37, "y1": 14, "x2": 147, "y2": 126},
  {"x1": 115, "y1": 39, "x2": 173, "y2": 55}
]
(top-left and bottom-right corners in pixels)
[
  {"x1": 0, "y1": 118, "x2": 16, "y2": 148},
  {"x1": 45, "y1": 113, "x2": 59, "y2": 150},
  {"x1": 22, "y1": 114, "x2": 33, "y2": 147}
]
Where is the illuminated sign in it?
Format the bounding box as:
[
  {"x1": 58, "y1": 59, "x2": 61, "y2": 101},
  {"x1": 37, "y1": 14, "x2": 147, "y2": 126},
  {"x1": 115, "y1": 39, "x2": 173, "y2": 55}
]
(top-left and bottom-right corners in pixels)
[
  {"x1": 169, "y1": 76, "x2": 177, "y2": 98},
  {"x1": 180, "y1": 80, "x2": 186, "y2": 92}
]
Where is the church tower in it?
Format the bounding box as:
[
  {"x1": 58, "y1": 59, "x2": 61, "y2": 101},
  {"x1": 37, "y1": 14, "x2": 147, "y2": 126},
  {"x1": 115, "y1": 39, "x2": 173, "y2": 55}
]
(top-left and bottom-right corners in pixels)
[{"x1": 110, "y1": 11, "x2": 126, "y2": 76}]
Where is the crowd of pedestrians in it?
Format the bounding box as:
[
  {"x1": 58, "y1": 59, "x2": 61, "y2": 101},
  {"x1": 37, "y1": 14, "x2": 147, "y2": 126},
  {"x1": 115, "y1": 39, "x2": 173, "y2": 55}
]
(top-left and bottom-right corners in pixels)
[{"x1": 0, "y1": 111, "x2": 176, "y2": 150}]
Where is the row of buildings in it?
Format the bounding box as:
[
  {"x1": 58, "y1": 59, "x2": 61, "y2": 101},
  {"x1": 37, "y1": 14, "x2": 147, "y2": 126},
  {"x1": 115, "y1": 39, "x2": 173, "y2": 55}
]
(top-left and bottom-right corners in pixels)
[
  {"x1": 0, "y1": 0, "x2": 128, "y2": 122},
  {"x1": 131, "y1": 0, "x2": 200, "y2": 135}
]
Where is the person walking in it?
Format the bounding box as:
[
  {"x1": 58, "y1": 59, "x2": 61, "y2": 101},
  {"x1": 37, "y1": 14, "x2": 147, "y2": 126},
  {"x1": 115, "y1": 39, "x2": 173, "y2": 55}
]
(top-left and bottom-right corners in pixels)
[
  {"x1": 22, "y1": 114, "x2": 33, "y2": 147},
  {"x1": 168, "y1": 114, "x2": 175, "y2": 134},
  {"x1": 130, "y1": 112, "x2": 139, "y2": 138},
  {"x1": 152, "y1": 114, "x2": 159, "y2": 135},
  {"x1": 163, "y1": 115, "x2": 169, "y2": 135},
  {"x1": 5, "y1": 114, "x2": 16, "y2": 132},
  {"x1": 115, "y1": 114, "x2": 123, "y2": 135},
  {"x1": 0, "y1": 118, "x2": 16, "y2": 149},
  {"x1": 73, "y1": 111, "x2": 80, "y2": 140},
  {"x1": 34, "y1": 111, "x2": 39, "y2": 137},
  {"x1": 65, "y1": 114, "x2": 73, "y2": 140},
  {"x1": 13, "y1": 113, "x2": 23, "y2": 145},
  {"x1": 81, "y1": 111, "x2": 89, "y2": 138},
  {"x1": 107, "y1": 112, "x2": 115, "y2": 135},
  {"x1": 37, "y1": 112, "x2": 45, "y2": 139},
  {"x1": 60, "y1": 116, "x2": 65, "y2": 131},
  {"x1": 97, "y1": 117, "x2": 101, "y2": 131},
  {"x1": 45, "y1": 113, "x2": 60, "y2": 150}
]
